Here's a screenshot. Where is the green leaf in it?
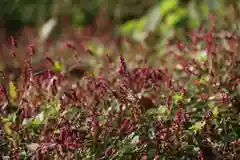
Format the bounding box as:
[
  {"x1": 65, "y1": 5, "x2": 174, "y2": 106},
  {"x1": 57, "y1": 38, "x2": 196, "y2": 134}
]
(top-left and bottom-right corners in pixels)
[
  {"x1": 131, "y1": 135, "x2": 139, "y2": 145},
  {"x1": 20, "y1": 150, "x2": 27, "y2": 160},
  {"x1": 212, "y1": 106, "x2": 219, "y2": 118},
  {"x1": 9, "y1": 80, "x2": 17, "y2": 102},
  {"x1": 120, "y1": 19, "x2": 138, "y2": 35},
  {"x1": 200, "y1": 2, "x2": 210, "y2": 18},
  {"x1": 35, "y1": 111, "x2": 44, "y2": 121},
  {"x1": 173, "y1": 92, "x2": 184, "y2": 103},
  {"x1": 31, "y1": 119, "x2": 42, "y2": 126},
  {"x1": 137, "y1": 17, "x2": 147, "y2": 32},
  {"x1": 144, "y1": 4, "x2": 162, "y2": 32},
  {"x1": 189, "y1": 121, "x2": 206, "y2": 134},
  {"x1": 3, "y1": 122, "x2": 13, "y2": 136},
  {"x1": 4, "y1": 112, "x2": 17, "y2": 123},
  {"x1": 196, "y1": 50, "x2": 208, "y2": 62},
  {"x1": 160, "y1": 0, "x2": 178, "y2": 15},
  {"x1": 22, "y1": 118, "x2": 43, "y2": 128},
  {"x1": 166, "y1": 8, "x2": 187, "y2": 25},
  {"x1": 145, "y1": 105, "x2": 169, "y2": 117},
  {"x1": 22, "y1": 118, "x2": 33, "y2": 126},
  {"x1": 53, "y1": 60, "x2": 64, "y2": 71},
  {"x1": 22, "y1": 111, "x2": 45, "y2": 128},
  {"x1": 44, "y1": 102, "x2": 60, "y2": 119}
]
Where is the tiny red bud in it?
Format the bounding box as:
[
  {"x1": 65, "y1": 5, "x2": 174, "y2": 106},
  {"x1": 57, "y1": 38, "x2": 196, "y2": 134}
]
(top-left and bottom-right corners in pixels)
[
  {"x1": 45, "y1": 56, "x2": 54, "y2": 66},
  {"x1": 179, "y1": 87, "x2": 185, "y2": 95},
  {"x1": 28, "y1": 44, "x2": 35, "y2": 56},
  {"x1": 195, "y1": 80, "x2": 201, "y2": 86},
  {"x1": 167, "y1": 79, "x2": 173, "y2": 89},
  {"x1": 200, "y1": 93, "x2": 209, "y2": 100},
  {"x1": 65, "y1": 42, "x2": 76, "y2": 50},
  {"x1": 176, "y1": 41, "x2": 185, "y2": 50}
]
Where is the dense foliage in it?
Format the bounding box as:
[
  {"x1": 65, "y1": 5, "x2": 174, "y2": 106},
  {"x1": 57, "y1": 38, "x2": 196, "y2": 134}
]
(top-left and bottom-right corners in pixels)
[
  {"x1": 1, "y1": 0, "x2": 238, "y2": 38},
  {"x1": 0, "y1": 11, "x2": 240, "y2": 159}
]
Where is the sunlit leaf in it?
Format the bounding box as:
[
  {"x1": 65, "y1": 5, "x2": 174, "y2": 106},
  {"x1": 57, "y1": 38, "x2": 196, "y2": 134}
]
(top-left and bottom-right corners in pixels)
[
  {"x1": 44, "y1": 102, "x2": 60, "y2": 119},
  {"x1": 120, "y1": 19, "x2": 138, "y2": 35},
  {"x1": 173, "y1": 92, "x2": 184, "y2": 103},
  {"x1": 131, "y1": 135, "x2": 139, "y2": 145},
  {"x1": 189, "y1": 121, "x2": 206, "y2": 134},
  {"x1": 22, "y1": 117, "x2": 43, "y2": 128},
  {"x1": 166, "y1": 8, "x2": 187, "y2": 26},
  {"x1": 22, "y1": 118, "x2": 33, "y2": 126},
  {"x1": 212, "y1": 106, "x2": 219, "y2": 118},
  {"x1": 3, "y1": 122, "x2": 12, "y2": 136},
  {"x1": 145, "y1": 105, "x2": 169, "y2": 116},
  {"x1": 54, "y1": 60, "x2": 64, "y2": 72},
  {"x1": 9, "y1": 81, "x2": 17, "y2": 102},
  {"x1": 144, "y1": 4, "x2": 162, "y2": 32},
  {"x1": 39, "y1": 18, "x2": 57, "y2": 43},
  {"x1": 195, "y1": 50, "x2": 208, "y2": 62},
  {"x1": 160, "y1": 0, "x2": 178, "y2": 15},
  {"x1": 137, "y1": 17, "x2": 147, "y2": 32},
  {"x1": 35, "y1": 111, "x2": 44, "y2": 122}
]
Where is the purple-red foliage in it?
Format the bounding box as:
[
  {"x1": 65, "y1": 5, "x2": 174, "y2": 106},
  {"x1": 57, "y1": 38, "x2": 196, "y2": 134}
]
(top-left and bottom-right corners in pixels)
[{"x1": 0, "y1": 17, "x2": 240, "y2": 160}]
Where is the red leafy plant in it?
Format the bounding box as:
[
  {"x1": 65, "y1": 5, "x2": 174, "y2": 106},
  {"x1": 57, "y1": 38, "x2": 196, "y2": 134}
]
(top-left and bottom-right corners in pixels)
[{"x1": 0, "y1": 19, "x2": 240, "y2": 160}]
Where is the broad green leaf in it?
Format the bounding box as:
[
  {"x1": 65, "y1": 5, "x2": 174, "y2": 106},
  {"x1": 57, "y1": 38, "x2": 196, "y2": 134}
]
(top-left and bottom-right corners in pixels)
[
  {"x1": 165, "y1": 8, "x2": 187, "y2": 26},
  {"x1": 22, "y1": 112, "x2": 45, "y2": 128},
  {"x1": 35, "y1": 111, "x2": 45, "y2": 122},
  {"x1": 22, "y1": 118, "x2": 42, "y2": 128},
  {"x1": 137, "y1": 17, "x2": 147, "y2": 32},
  {"x1": 160, "y1": 0, "x2": 178, "y2": 15},
  {"x1": 120, "y1": 19, "x2": 138, "y2": 35},
  {"x1": 22, "y1": 118, "x2": 33, "y2": 126}
]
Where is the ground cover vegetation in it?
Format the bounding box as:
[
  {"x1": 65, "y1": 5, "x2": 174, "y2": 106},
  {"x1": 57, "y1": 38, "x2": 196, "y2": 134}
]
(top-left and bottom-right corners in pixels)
[{"x1": 0, "y1": 1, "x2": 240, "y2": 159}]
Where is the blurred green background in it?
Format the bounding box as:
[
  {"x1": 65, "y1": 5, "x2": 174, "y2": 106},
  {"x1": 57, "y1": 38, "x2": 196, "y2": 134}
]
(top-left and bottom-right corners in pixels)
[{"x1": 1, "y1": 0, "x2": 239, "y2": 40}]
